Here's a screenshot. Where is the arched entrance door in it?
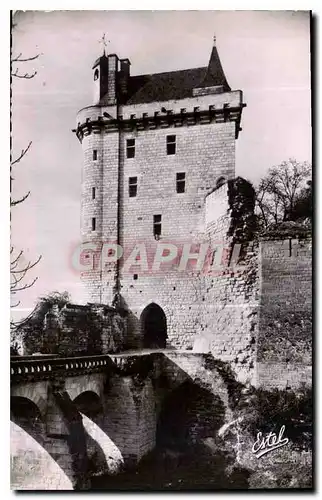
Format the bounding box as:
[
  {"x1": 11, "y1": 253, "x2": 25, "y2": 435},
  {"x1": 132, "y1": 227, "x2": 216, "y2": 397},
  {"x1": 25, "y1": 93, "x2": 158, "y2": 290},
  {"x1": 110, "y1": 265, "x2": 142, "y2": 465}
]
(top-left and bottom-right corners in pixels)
[{"x1": 141, "y1": 303, "x2": 167, "y2": 349}]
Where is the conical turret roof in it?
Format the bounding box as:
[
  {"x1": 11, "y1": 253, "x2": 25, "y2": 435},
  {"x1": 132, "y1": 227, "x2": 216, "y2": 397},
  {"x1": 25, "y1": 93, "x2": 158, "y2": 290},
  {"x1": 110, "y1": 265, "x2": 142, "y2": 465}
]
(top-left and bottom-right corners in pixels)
[{"x1": 201, "y1": 39, "x2": 230, "y2": 91}]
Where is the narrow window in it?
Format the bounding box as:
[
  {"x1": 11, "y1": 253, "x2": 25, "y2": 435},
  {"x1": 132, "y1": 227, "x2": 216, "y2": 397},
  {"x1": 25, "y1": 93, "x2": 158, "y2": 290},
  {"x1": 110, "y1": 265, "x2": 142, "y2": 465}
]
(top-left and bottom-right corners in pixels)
[
  {"x1": 166, "y1": 135, "x2": 176, "y2": 155},
  {"x1": 94, "y1": 68, "x2": 99, "y2": 81},
  {"x1": 93, "y1": 150, "x2": 97, "y2": 161},
  {"x1": 92, "y1": 187, "x2": 96, "y2": 200},
  {"x1": 92, "y1": 217, "x2": 96, "y2": 231},
  {"x1": 153, "y1": 214, "x2": 162, "y2": 238},
  {"x1": 176, "y1": 172, "x2": 186, "y2": 193},
  {"x1": 127, "y1": 139, "x2": 135, "y2": 158},
  {"x1": 129, "y1": 176, "x2": 137, "y2": 198}
]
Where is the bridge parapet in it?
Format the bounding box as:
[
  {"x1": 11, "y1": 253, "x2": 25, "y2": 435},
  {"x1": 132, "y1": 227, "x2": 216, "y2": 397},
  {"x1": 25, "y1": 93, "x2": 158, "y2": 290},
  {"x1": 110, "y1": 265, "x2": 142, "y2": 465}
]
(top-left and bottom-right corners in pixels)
[{"x1": 10, "y1": 354, "x2": 112, "y2": 383}]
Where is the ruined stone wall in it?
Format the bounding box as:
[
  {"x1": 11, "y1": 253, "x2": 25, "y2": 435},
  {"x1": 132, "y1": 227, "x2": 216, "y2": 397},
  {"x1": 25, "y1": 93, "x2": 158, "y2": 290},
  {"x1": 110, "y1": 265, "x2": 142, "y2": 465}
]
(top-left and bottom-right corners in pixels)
[
  {"x1": 22, "y1": 303, "x2": 127, "y2": 356},
  {"x1": 256, "y1": 236, "x2": 312, "y2": 388}
]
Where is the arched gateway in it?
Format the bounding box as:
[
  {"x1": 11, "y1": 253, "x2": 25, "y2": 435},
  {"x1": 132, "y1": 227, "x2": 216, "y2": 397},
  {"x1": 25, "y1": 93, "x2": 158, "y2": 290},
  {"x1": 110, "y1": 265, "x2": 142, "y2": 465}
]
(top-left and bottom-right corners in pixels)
[{"x1": 141, "y1": 303, "x2": 167, "y2": 349}]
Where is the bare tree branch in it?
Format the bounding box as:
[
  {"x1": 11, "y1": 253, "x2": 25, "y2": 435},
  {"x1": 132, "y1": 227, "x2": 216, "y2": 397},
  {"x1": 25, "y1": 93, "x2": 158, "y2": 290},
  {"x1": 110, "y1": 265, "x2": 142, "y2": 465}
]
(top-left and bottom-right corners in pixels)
[
  {"x1": 11, "y1": 53, "x2": 40, "y2": 80},
  {"x1": 11, "y1": 191, "x2": 30, "y2": 207},
  {"x1": 11, "y1": 254, "x2": 42, "y2": 274},
  {"x1": 12, "y1": 68, "x2": 37, "y2": 79},
  {"x1": 12, "y1": 53, "x2": 40, "y2": 63},
  {"x1": 11, "y1": 141, "x2": 32, "y2": 168}
]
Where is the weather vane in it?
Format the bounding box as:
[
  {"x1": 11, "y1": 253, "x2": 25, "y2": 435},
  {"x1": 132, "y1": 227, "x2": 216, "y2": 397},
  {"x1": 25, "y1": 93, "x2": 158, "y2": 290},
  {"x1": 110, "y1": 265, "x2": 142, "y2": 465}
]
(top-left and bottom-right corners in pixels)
[
  {"x1": 99, "y1": 33, "x2": 110, "y2": 55},
  {"x1": 213, "y1": 34, "x2": 216, "y2": 46}
]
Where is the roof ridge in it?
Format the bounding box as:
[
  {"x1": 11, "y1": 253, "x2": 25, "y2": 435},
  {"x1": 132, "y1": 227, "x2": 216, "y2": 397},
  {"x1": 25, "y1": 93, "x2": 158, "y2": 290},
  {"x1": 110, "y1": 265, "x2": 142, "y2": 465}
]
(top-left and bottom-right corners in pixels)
[{"x1": 129, "y1": 66, "x2": 207, "y2": 79}]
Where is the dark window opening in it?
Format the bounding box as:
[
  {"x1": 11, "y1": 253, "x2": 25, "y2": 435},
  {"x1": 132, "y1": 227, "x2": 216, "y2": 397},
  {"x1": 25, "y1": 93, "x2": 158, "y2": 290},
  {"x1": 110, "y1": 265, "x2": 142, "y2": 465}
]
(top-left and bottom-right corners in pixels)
[
  {"x1": 129, "y1": 176, "x2": 137, "y2": 197},
  {"x1": 126, "y1": 138, "x2": 135, "y2": 158},
  {"x1": 94, "y1": 68, "x2": 99, "y2": 81},
  {"x1": 133, "y1": 274, "x2": 138, "y2": 280},
  {"x1": 153, "y1": 214, "x2": 162, "y2": 238},
  {"x1": 166, "y1": 135, "x2": 176, "y2": 155},
  {"x1": 93, "y1": 150, "x2": 97, "y2": 161},
  {"x1": 92, "y1": 187, "x2": 96, "y2": 200},
  {"x1": 176, "y1": 172, "x2": 186, "y2": 193},
  {"x1": 92, "y1": 217, "x2": 96, "y2": 231}
]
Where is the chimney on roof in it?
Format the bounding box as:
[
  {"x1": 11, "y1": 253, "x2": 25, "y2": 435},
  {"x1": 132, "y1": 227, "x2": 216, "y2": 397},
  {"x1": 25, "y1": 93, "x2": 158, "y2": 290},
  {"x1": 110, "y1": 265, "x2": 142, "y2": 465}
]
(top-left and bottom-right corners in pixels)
[
  {"x1": 106, "y1": 53, "x2": 118, "y2": 106},
  {"x1": 119, "y1": 58, "x2": 131, "y2": 102}
]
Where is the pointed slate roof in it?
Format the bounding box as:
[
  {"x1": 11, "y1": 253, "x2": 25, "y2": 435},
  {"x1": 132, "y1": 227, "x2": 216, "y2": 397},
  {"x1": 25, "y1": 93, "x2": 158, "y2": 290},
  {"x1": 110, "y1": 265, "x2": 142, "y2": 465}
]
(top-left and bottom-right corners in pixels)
[{"x1": 200, "y1": 42, "x2": 230, "y2": 91}]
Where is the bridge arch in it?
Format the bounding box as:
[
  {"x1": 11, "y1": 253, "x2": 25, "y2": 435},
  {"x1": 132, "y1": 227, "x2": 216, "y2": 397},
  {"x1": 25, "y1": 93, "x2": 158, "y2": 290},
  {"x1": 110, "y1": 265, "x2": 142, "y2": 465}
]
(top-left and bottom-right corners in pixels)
[
  {"x1": 140, "y1": 302, "x2": 167, "y2": 348},
  {"x1": 73, "y1": 390, "x2": 103, "y2": 421},
  {"x1": 11, "y1": 382, "x2": 48, "y2": 418},
  {"x1": 65, "y1": 373, "x2": 104, "y2": 402},
  {"x1": 10, "y1": 395, "x2": 74, "y2": 490},
  {"x1": 11, "y1": 396, "x2": 45, "y2": 436}
]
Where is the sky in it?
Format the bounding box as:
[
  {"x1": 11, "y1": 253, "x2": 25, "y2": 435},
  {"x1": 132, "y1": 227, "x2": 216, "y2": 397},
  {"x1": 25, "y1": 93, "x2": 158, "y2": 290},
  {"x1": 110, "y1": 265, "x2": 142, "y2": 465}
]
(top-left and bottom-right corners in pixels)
[{"x1": 11, "y1": 10, "x2": 311, "y2": 319}]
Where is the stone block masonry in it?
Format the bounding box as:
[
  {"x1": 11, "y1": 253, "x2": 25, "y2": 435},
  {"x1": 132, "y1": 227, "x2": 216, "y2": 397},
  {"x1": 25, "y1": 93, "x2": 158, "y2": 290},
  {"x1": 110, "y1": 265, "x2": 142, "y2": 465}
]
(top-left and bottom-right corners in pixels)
[{"x1": 256, "y1": 234, "x2": 312, "y2": 388}]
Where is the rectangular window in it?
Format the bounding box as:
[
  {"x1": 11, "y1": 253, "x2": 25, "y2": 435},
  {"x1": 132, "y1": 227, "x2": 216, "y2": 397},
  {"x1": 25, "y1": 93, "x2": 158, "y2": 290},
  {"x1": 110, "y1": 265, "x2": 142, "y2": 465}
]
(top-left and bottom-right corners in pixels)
[
  {"x1": 176, "y1": 172, "x2": 186, "y2": 193},
  {"x1": 153, "y1": 214, "x2": 162, "y2": 238},
  {"x1": 126, "y1": 139, "x2": 135, "y2": 158},
  {"x1": 166, "y1": 135, "x2": 176, "y2": 155},
  {"x1": 129, "y1": 176, "x2": 137, "y2": 197},
  {"x1": 93, "y1": 150, "x2": 97, "y2": 161},
  {"x1": 92, "y1": 217, "x2": 96, "y2": 231},
  {"x1": 92, "y1": 187, "x2": 96, "y2": 200}
]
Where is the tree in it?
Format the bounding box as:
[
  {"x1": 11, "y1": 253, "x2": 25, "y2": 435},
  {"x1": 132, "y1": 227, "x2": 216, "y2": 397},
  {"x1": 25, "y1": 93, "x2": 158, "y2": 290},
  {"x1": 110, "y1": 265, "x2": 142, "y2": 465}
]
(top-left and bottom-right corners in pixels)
[
  {"x1": 11, "y1": 25, "x2": 42, "y2": 328},
  {"x1": 290, "y1": 180, "x2": 312, "y2": 221},
  {"x1": 255, "y1": 159, "x2": 311, "y2": 230}
]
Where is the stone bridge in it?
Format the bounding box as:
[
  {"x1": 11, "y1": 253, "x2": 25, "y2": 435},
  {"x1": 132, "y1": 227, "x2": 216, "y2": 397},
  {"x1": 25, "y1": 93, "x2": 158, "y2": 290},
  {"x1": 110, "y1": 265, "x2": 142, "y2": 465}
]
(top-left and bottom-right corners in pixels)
[{"x1": 11, "y1": 350, "x2": 236, "y2": 490}]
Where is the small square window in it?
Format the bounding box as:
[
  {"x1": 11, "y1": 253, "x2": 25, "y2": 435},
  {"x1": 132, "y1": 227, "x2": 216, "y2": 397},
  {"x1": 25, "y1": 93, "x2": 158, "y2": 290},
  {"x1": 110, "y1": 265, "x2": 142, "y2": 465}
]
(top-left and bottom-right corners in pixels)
[
  {"x1": 166, "y1": 135, "x2": 176, "y2": 155},
  {"x1": 133, "y1": 274, "x2": 138, "y2": 280},
  {"x1": 129, "y1": 176, "x2": 137, "y2": 197},
  {"x1": 93, "y1": 150, "x2": 97, "y2": 161},
  {"x1": 127, "y1": 139, "x2": 135, "y2": 159},
  {"x1": 92, "y1": 187, "x2": 96, "y2": 200},
  {"x1": 92, "y1": 217, "x2": 96, "y2": 231},
  {"x1": 153, "y1": 214, "x2": 162, "y2": 238},
  {"x1": 176, "y1": 172, "x2": 186, "y2": 193}
]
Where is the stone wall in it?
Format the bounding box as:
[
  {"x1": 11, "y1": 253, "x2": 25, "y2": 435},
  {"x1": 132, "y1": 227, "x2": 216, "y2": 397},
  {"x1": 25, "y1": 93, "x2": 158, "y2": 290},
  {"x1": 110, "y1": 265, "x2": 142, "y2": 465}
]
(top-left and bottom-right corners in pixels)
[
  {"x1": 115, "y1": 179, "x2": 259, "y2": 385},
  {"x1": 20, "y1": 302, "x2": 127, "y2": 356},
  {"x1": 256, "y1": 235, "x2": 312, "y2": 388}
]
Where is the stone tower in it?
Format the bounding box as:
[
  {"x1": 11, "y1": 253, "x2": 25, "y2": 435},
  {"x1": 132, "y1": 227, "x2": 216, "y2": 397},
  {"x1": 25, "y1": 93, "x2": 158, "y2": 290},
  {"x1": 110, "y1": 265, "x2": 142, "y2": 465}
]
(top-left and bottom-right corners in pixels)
[{"x1": 75, "y1": 38, "x2": 246, "y2": 350}]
